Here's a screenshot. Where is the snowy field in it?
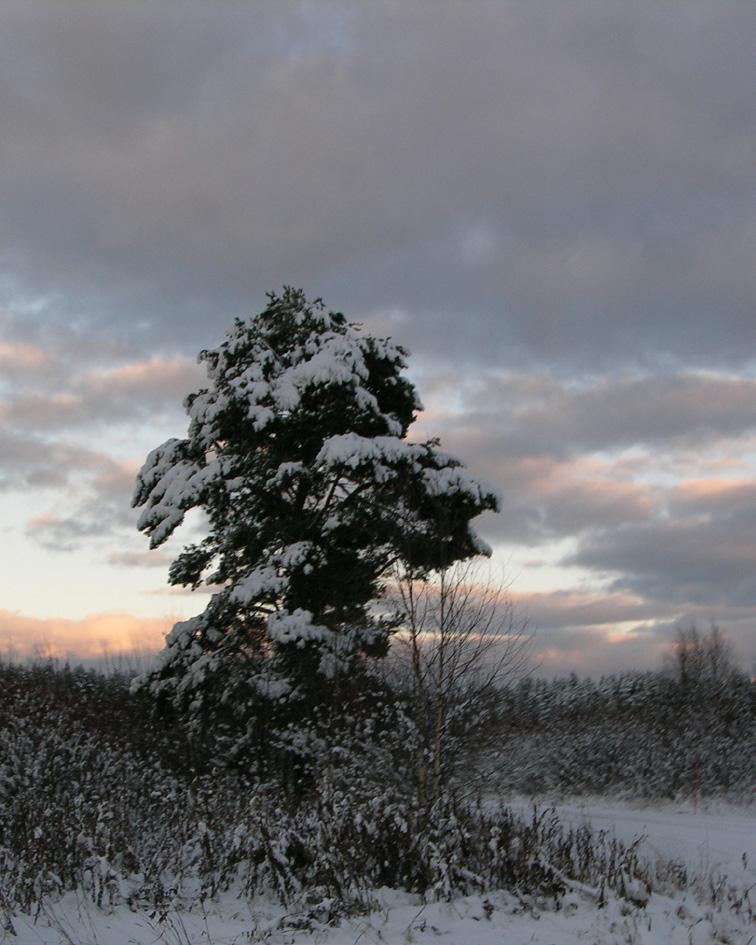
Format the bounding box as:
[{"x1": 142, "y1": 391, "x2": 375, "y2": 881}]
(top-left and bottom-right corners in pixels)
[{"x1": 6, "y1": 799, "x2": 753, "y2": 945}]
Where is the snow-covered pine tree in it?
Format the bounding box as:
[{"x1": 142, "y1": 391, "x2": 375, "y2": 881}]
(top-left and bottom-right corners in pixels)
[{"x1": 132, "y1": 288, "x2": 497, "y2": 763}]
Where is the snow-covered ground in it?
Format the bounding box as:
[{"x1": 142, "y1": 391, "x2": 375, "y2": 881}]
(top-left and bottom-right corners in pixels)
[{"x1": 6, "y1": 799, "x2": 754, "y2": 945}]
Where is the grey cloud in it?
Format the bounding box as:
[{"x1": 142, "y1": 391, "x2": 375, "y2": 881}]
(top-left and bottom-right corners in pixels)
[
  {"x1": 0, "y1": 3, "x2": 753, "y2": 368},
  {"x1": 19, "y1": 454, "x2": 139, "y2": 550},
  {"x1": 520, "y1": 375, "x2": 756, "y2": 452},
  {"x1": 36, "y1": 455, "x2": 143, "y2": 545},
  {"x1": 26, "y1": 512, "x2": 116, "y2": 552},
  {"x1": 468, "y1": 457, "x2": 656, "y2": 547},
  {"x1": 0, "y1": 430, "x2": 114, "y2": 491},
  {"x1": 426, "y1": 372, "x2": 756, "y2": 597},
  {"x1": 26, "y1": 490, "x2": 137, "y2": 551},
  {"x1": 421, "y1": 368, "x2": 753, "y2": 547},
  {"x1": 441, "y1": 372, "x2": 756, "y2": 462},
  {"x1": 539, "y1": 479, "x2": 654, "y2": 538},
  {"x1": 570, "y1": 511, "x2": 756, "y2": 608},
  {"x1": 23, "y1": 456, "x2": 206, "y2": 554}
]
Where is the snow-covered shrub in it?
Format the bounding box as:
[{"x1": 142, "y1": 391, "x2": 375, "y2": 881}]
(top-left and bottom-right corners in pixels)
[
  {"x1": 225, "y1": 788, "x2": 641, "y2": 907},
  {"x1": 0, "y1": 660, "x2": 679, "y2": 920},
  {"x1": 0, "y1": 663, "x2": 197, "y2": 911}
]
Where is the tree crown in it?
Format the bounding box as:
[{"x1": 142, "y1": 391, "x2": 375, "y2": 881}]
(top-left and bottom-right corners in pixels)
[{"x1": 133, "y1": 288, "x2": 498, "y2": 714}]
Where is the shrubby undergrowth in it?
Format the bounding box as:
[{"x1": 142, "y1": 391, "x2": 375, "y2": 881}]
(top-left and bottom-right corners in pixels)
[
  {"x1": 0, "y1": 661, "x2": 752, "y2": 925},
  {"x1": 493, "y1": 671, "x2": 754, "y2": 801}
]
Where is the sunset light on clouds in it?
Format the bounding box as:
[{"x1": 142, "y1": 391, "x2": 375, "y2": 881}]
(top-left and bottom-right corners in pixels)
[{"x1": 1, "y1": 2, "x2": 755, "y2": 675}]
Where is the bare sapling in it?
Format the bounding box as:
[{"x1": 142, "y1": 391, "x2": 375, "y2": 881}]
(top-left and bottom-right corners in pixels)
[{"x1": 389, "y1": 560, "x2": 532, "y2": 806}]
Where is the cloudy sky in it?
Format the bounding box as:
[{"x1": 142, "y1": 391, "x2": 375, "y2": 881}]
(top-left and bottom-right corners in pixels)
[{"x1": 2, "y1": 2, "x2": 755, "y2": 675}]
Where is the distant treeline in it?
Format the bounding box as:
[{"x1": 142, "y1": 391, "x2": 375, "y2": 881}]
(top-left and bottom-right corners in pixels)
[
  {"x1": 493, "y1": 669, "x2": 754, "y2": 800},
  {"x1": 0, "y1": 657, "x2": 751, "y2": 806}
]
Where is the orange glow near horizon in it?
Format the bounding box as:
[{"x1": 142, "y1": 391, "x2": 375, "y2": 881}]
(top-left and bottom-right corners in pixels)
[{"x1": 0, "y1": 609, "x2": 173, "y2": 662}]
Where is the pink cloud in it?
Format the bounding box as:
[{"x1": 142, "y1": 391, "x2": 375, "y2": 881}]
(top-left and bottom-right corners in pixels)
[
  {"x1": 85, "y1": 356, "x2": 203, "y2": 397},
  {"x1": 509, "y1": 588, "x2": 661, "y2": 629},
  {"x1": 0, "y1": 609, "x2": 172, "y2": 662},
  {"x1": 0, "y1": 341, "x2": 49, "y2": 371},
  {"x1": 1, "y1": 356, "x2": 203, "y2": 431},
  {"x1": 669, "y1": 478, "x2": 756, "y2": 511},
  {"x1": 0, "y1": 392, "x2": 82, "y2": 426}
]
